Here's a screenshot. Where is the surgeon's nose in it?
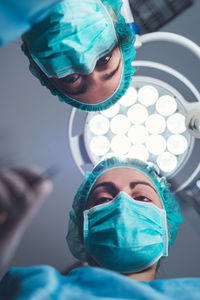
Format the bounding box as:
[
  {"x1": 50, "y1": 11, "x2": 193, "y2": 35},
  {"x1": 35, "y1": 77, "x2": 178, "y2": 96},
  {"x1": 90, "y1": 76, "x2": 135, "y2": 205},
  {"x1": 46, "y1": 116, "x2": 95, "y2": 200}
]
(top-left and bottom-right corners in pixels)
[
  {"x1": 120, "y1": 186, "x2": 133, "y2": 197},
  {"x1": 88, "y1": 69, "x2": 101, "y2": 84}
]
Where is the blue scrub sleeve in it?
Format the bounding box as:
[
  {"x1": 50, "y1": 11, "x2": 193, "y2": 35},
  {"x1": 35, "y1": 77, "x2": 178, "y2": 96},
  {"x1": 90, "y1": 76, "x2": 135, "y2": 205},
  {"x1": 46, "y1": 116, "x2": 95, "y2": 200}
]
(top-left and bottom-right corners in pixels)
[
  {"x1": 0, "y1": 265, "x2": 200, "y2": 299},
  {"x1": 0, "y1": 0, "x2": 61, "y2": 47}
]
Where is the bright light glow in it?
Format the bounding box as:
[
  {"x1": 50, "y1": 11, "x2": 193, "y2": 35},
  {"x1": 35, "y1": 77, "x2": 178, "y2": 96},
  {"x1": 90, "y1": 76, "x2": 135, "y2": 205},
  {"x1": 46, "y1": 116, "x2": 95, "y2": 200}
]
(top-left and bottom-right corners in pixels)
[
  {"x1": 167, "y1": 113, "x2": 186, "y2": 134},
  {"x1": 101, "y1": 103, "x2": 119, "y2": 118},
  {"x1": 128, "y1": 104, "x2": 148, "y2": 124},
  {"x1": 90, "y1": 136, "x2": 110, "y2": 156},
  {"x1": 101, "y1": 152, "x2": 115, "y2": 161},
  {"x1": 110, "y1": 114, "x2": 130, "y2": 134},
  {"x1": 128, "y1": 125, "x2": 148, "y2": 144},
  {"x1": 111, "y1": 135, "x2": 131, "y2": 155},
  {"x1": 85, "y1": 81, "x2": 189, "y2": 176},
  {"x1": 156, "y1": 95, "x2": 177, "y2": 116},
  {"x1": 138, "y1": 85, "x2": 159, "y2": 106},
  {"x1": 157, "y1": 152, "x2": 177, "y2": 173},
  {"x1": 146, "y1": 134, "x2": 166, "y2": 155},
  {"x1": 119, "y1": 87, "x2": 137, "y2": 107},
  {"x1": 167, "y1": 134, "x2": 188, "y2": 155},
  {"x1": 128, "y1": 145, "x2": 149, "y2": 161},
  {"x1": 89, "y1": 115, "x2": 109, "y2": 135},
  {"x1": 196, "y1": 180, "x2": 200, "y2": 189},
  {"x1": 145, "y1": 114, "x2": 166, "y2": 134}
]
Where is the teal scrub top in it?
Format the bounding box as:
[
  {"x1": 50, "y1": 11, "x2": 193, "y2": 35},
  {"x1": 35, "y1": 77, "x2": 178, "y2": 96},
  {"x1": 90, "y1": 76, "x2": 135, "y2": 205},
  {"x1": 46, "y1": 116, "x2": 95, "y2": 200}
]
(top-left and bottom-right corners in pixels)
[
  {"x1": 0, "y1": 265, "x2": 200, "y2": 299},
  {"x1": 0, "y1": 0, "x2": 61, "y2": 47}
]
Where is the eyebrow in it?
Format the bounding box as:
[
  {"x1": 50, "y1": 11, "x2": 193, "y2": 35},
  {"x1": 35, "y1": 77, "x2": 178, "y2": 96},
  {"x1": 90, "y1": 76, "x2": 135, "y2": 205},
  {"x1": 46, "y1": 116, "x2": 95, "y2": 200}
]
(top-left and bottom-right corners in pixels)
[
  {"x1": 65, "y1": 58, "x2": 121, "y2": 96},
  {"x1": 90, "y1": 181, "x2": 158, "y2": 196},
  {"x1": 102, "y1": 59, "x2": 122, "y2": 81}
]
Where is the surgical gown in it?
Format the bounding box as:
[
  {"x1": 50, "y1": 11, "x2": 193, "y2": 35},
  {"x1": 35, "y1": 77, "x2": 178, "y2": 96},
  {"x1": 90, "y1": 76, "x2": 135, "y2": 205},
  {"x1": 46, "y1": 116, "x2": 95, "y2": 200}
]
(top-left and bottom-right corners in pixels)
[
  {"x1": 0, "y1": 265, "x2": 200, "y2": 299},
  {"x1": 0, "y1": 0, "x2": 61, "y2": 47}
]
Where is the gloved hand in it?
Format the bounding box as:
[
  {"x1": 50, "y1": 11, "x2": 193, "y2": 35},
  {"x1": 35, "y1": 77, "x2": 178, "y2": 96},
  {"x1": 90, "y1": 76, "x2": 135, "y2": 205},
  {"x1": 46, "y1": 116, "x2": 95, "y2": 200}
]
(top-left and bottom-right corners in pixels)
[{"x1": 0, "y1": 167, "x2": 53, "y2": 271}]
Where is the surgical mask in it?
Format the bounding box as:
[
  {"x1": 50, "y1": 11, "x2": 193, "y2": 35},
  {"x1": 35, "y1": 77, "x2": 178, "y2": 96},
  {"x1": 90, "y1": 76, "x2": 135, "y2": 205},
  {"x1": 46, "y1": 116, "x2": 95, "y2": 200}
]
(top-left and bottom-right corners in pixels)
[
  {"x1": 25, "y1": 0, "x2": 118, "y2": 78},
  {"x1": 83, "y1": 191, "x2": 168, "y2": 273}
]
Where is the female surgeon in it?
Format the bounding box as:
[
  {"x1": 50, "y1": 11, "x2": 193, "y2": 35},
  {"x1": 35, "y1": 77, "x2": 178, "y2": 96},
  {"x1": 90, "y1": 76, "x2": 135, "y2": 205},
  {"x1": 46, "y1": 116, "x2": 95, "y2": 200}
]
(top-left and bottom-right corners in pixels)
[
  {"x1": 21, "y1": 0, "x2": 136, "y2": 111},
  {"x1": 1, "y1": 156, "x2": 200, "y2": 299}
]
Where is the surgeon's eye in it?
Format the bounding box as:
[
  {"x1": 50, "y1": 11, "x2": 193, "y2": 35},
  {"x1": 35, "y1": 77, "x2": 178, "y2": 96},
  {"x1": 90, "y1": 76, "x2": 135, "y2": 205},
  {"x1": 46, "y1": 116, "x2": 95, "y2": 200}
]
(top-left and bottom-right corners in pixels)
[
  {"x1": 94, "y1": 197, "x2": 113, "y2": 206},
  {"x1": 134, "y1": 196, "x2": 151, "y2": 202},
  {"x1": 96, "y1": 54, "x2": 112, "y2": 67},
  {"x1": 65, "y1": 74, "x2": 80, "y2": 84}
]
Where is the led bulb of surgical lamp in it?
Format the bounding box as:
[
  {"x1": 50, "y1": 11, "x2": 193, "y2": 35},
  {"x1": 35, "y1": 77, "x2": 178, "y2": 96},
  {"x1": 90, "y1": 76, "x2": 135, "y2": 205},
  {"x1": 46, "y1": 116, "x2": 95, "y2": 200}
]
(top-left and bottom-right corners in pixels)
[
  {"x1": 90, "y1": 136, "x2": 110, "y2": 156},
  {"x1": 110, "y1": 114, "x2": 130, "y2": 134},
  {"x1": 101, "y1": 103, "x2": 119, "y2": 118},
  {"x1": 128, "y1": 104, "x2": 148, "y2": 124},
  {"x1": 145, "y1": 114, "x2": 166, "y2": 134},
  {"x1": 146, "y1": 134, "x2": 166, "y2": 155},
  {"x1": 196, "y1": 180, "x2": 200, "y2": 189},
  {"x1": 128, "y1": 125, "x2": 148, "y2": 144},
  {"x1": 128, "y1": 145, "x2": 149, "y2": 161},
  {"x1": 111, "y1": 135, "x2": 131, "y2": 155},
  {"x1": 167, "y1": 134, "x2": 188, "y2": 155},
  {"x1": 89, "y1": 115, "x2": 109, "y2": 135},
  {"x1": 157, "y1": 152, "x2": 177, "y2": 173},
  {"x1": 138, "y1": 85, "x2": 159, "y2": 107},
  {"x1": 156, "y1": 95, "x2": 177, "y2": 116},
  {"x1": 167, "y1": 113, "x2": 186, "y2": 134},
  {"x1": 119, "y1": 87, "x2": 137, "y2": 107},
  {"x1": 102, "y1": 152, "x2": 115, "y2": 161}
]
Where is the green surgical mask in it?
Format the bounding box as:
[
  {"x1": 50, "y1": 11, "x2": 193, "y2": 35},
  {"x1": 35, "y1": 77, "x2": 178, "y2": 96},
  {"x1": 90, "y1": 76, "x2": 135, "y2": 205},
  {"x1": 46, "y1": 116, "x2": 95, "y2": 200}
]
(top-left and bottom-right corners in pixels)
[
  {"x1": 84, "y1": 191, "x2": 168, "y2": 273},
  {"x1": 23, "y1": 0, "x2": 118, "y2": 79}
]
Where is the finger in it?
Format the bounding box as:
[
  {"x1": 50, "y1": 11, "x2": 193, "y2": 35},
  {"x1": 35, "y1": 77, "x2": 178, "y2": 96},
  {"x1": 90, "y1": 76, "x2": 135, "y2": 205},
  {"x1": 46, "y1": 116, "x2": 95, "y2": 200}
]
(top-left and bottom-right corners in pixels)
[
  {"x1": 0, "y1": 179, "x2": 12, "y2": 211},
  {"x1": 11, "y1": 168, "x2": 53, "y2": 198},
  {"x1": 32, "y1": 180, "x2": 53, "y2": 199},
  {"x1": 11, "y1": 167, "x2": 44, "y2": 187},
  {"x1": 0, "y1": 171, "x2": 30, "y2": 223},
  {"x1": 0, "y1": 211, "x2": 8, "y2": 225},
  {"x1": 0, "y1": 170, "x2": 28, "y2": 208}
]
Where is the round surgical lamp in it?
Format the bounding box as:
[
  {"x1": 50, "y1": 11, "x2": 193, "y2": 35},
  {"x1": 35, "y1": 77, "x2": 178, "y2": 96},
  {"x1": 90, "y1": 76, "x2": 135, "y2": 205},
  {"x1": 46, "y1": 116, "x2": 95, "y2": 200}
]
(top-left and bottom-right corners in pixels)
[{"x1": 68, "y1": 1, "x2": 200, "y2": 201}]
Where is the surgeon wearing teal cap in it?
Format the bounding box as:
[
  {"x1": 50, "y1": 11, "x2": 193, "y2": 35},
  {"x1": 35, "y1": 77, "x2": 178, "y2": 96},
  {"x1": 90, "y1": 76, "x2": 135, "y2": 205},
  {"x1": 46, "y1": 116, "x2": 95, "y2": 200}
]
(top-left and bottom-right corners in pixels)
[
  {"x1": 67, "y1": 156, "x2": 183, "y2": 278},
  {"x1": 2, "y1": 158, "x2": 200, "y2": 300},
  {"x1": 22, "y1": 0, "x2": 136, "y2": 111}
]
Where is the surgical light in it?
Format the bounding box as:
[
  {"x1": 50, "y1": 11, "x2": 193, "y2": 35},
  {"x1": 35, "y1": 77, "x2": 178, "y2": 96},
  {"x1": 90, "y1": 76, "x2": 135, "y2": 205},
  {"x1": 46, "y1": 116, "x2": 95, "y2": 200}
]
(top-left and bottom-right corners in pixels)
[
  {"x1": 101, "y1": 103, "x2": 120, "y2": 118},
  {"x1": 111, "y1": 135, "x2": 131, "y2": 155},
  {"x1": 167, "y1": 134, "x2": 188, "y2": 155},
  {"x1": 128, "y1": 125, "x2": 148, "y2": 144},
  {"x1": 110, "y1": 114, "x2": 130, "y2": 135},
  {"x1": 145, "y1": 114, "x2": 166, "y2": 134},
  {"x1": 90, "y1": 136, "x2": 110, "y2": 156},
  {"x1": 167, "y1": 113, "x2": 186, "y2": 134},
  {"x1": 157, "y1": 152, "x2": 178, "y2": 173},
  {"x1": 81, "y1": 79, "x2": 192, "y2": 175},
  {"x1": 156, "y1": 95, "x2": 177, "y2": 116},
  {"x1": 89, "y1": 115, "x2": 109, "y2": 135},
  {"x1": 128, "y1": 145, "x2": 149, "y2": 161},
  {"x1": 138, "y1": 85, "x2": 159, "y2": 106},
  {"x1": 146, "y1": 134, "x2": 166, "y2": 155},
  {"x1": 119, "y1": 86, "x2": 137, "y2": 107},
  {"x1": 128, "y1": 104, "x2": 148, "y2": 124}
]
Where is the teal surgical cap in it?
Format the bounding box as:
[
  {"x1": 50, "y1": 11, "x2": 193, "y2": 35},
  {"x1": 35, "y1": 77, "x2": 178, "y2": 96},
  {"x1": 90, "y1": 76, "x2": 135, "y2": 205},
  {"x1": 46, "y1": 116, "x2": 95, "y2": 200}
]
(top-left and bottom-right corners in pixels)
[
  {"x1": 23, "y1": 0, "x2": 118, "y2": 78},
  {"x1": 66, "y1": 156, "x2": 183, "y2": 262},
  {"x1": 21, "y1": 0, "x2": 136, "y2": 111}
]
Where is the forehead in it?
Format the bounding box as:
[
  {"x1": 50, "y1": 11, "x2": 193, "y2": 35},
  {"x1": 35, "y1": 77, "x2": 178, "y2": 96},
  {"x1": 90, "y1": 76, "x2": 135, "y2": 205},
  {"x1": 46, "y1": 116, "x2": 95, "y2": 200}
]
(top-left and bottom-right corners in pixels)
[{"x1": 93, "y1": 168, "x2": 156, "y2": 188}]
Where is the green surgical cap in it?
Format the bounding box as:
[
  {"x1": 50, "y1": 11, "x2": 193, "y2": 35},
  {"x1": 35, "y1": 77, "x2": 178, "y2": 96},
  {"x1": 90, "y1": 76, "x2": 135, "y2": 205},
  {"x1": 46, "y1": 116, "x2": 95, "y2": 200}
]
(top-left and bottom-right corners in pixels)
[
  {"x1": 66, "y1": 156, "x2": 183, "y2": 262},
  {"x1": 21, "y1": 0, "x2": 136, "y2": 111}
]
